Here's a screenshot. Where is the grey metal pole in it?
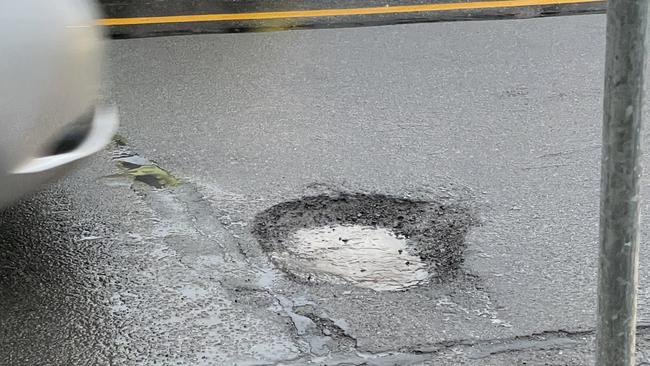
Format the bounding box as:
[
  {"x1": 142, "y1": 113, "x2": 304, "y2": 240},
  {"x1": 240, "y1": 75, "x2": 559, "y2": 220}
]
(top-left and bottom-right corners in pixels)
[{"x1": 597, "y1": 0, "x2": 649, "y2": 364}]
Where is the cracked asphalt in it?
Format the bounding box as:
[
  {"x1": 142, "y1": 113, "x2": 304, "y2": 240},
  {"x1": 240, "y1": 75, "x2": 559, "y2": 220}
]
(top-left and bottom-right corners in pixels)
[{"x1": 6, "y1": 13, "x2": 650, "y2": 365}]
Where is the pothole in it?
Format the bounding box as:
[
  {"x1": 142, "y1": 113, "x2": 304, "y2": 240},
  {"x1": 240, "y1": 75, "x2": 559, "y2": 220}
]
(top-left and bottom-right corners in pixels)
[{"x1": 252, "y1": 193, "x2": 476, "y2": 291}]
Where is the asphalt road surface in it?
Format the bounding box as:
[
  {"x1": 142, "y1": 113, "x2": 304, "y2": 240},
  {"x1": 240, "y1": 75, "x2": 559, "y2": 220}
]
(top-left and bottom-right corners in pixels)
[{"x1": 5, "y1": 13, "x2": 650, "y2": 366}]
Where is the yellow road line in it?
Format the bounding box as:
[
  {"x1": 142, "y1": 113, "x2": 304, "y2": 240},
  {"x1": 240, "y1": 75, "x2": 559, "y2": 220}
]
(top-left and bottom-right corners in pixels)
[{"x1": 98, "y1": 0, "x2": 603, "y2": 26}]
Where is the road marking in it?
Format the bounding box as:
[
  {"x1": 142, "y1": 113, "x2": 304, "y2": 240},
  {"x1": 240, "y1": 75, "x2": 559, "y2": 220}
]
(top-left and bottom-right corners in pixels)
[{"x1": 98, "y1": 0, "x2": 603, "y2": 26}]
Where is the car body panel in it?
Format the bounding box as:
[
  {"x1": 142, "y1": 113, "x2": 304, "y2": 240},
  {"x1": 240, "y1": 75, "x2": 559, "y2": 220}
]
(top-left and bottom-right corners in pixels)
[{"x1": 0, "y1": 0, "x2": 117, "y2": 206}]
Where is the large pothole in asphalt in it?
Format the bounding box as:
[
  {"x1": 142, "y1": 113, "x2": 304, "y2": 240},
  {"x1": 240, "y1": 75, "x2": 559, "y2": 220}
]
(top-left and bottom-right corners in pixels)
[{"x1": 252, "y1": 193, "x2": 476, "y2": 291}]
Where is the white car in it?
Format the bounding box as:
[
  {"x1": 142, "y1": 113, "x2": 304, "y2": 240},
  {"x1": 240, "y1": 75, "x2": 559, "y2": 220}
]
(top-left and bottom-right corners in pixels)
[{"x1": 0, "y1": 0, "x2": 118, "y2": 206}]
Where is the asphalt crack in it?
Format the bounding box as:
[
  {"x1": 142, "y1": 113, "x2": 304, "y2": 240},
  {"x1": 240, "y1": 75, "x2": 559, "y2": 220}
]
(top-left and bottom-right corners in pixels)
[
  {"x1": 273, "y1": 325, "x2": 650, "y2": 365},
  {"x1": 293, "y1": 304, "x2": 358, "y2": 349}
]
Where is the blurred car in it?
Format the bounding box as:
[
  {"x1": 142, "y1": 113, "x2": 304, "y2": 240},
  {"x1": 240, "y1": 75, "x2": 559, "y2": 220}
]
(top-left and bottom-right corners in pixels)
[{"x1": 0, "y1": 0, "x2": 118, "y2": 206}]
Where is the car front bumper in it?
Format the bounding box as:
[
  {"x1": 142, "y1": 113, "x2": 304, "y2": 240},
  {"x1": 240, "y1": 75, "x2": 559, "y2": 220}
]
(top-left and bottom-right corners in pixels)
[{"x1": 0, "y1": 107, "x2": 119, "y2": 207}]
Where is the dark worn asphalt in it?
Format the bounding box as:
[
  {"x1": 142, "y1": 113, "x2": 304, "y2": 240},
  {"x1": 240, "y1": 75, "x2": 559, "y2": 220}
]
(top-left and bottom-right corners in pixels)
[{"x1": 5, "y1": 13, "x2": 650, "y2": 366}]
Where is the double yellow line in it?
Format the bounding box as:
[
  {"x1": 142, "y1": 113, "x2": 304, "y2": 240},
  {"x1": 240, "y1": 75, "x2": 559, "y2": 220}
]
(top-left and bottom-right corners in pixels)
[{"x1": 98, "y1": 0, "x2": 603, "y2": 26}]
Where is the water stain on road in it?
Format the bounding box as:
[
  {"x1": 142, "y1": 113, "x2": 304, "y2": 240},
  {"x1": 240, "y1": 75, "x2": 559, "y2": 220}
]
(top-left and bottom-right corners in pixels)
[
  {"x1": 277, "y1": 225, "x2": 429, "y2": 291},
  {"x1": 253, "y1": 193, "x2": 476, "y2": 291}
]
